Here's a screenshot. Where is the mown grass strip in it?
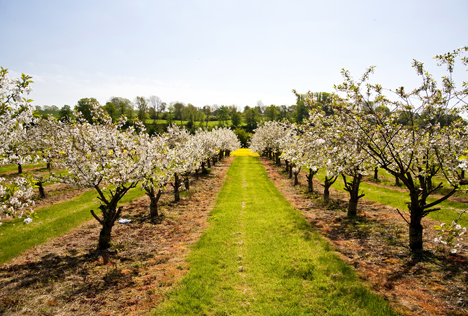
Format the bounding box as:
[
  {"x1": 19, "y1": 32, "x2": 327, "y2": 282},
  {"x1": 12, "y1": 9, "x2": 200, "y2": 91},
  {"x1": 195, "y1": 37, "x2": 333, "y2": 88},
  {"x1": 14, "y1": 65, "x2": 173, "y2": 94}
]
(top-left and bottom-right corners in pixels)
[
  {"x1": 0, "y1": 187, "x2": 145, "y2": 263},
  {"x1": 314, "y1": 170, "x2": 468, "y2": 227},
  {"x1": 0, "y1": 162, "x2": 46, "y2": 174},
  {"x1": 155, "y1": 156, "x2": 396, "y2": 316}
]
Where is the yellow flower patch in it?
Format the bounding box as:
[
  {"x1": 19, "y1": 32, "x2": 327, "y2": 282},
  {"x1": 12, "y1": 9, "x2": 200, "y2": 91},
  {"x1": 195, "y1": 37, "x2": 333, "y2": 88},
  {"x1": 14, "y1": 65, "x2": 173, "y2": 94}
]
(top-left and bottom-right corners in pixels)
[{"x1": 231, "y1": 148, "x2": 259, "y2": 157}]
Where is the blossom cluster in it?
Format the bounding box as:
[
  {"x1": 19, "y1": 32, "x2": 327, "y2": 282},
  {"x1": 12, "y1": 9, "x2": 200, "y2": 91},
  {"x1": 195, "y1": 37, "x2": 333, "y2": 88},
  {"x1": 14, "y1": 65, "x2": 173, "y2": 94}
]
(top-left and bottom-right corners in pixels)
[
  {"x1": 0, "y1": 67, "x2": 35, "y2": 224},
  {"x1": 434, "y1": 220, "x2": 467, "y2": 254}
]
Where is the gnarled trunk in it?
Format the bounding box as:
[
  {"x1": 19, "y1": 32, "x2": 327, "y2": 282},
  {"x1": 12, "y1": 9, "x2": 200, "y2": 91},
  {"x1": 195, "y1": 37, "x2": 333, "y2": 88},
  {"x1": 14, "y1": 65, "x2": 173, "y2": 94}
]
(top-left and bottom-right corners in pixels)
[
  {"x1": 374, "y1": 167, "x2": 378, "y2": 180},
  {"x1": 322, "y1": 175, "x2": 338, "y2": 202},
  {"x1": 149, "y1": 189, "x2": 163, "y2": 219},
  {"x1": 342, "y1": 172, "x2": 364, "y2": 217},
  {"x1": 18, "y1": 164, "x2": 22, "y2": 174},
  {"x1": 92, "y1": 204, "x2": 123, "y2": 250},
  {"x1": 306, "y1": 169, "x2": 317, "y2": 193},
  {"x1": 98, "y1": 222, "x2": 114, "y2": 250},
  {"x1": 294, "y1": 169, "x2": 300, "y2": 186}
]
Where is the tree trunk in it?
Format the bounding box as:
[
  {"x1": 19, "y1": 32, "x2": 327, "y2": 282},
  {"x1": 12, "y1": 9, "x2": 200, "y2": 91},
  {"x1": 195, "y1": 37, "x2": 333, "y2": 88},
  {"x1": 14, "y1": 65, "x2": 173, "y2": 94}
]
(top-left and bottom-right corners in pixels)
[
  {"x1": 374, "y1": 167, "x2": 378, "y2": 180},
  {"x1": 395, "y1": 176, "x2": 400, "y2": 186},
  {"x1": 294, "y1": 170, "x2": 299, "y2": 186},
  {"x1": 207, "y1": 159, "x2": 211, "y2": 168},
  {"x1": 98, "y1": 222, "x2": 114, "y2": 250},
  {"x1": 306, "y1": 169, "x2": 317, "y2": 193},
  {"x1": 173, "y1": 173, "x2": 181, "y2": 202},
  {"x1": 18, "y1": 163, "x2": 22, "y2": 174},
  {"x1": 149, "y1": 189, "x2": 162, "y2": 219},
  {"x1": 93, "y1": 204, "x2": 122, "y2": 250},
  {"x1": 47, "y1": 161, "x2": 51, "y2": 170},
  {"x1": 285, "y1": 160, "x2": 289, "y2": 171},
  {"x1": 409, "y1": 214, "x2": 423, "y2": 251},
  {"x1": 342, "y1": 173, "x2": 364, "y2": 218},
  {"x1": 324, "y1": 185, "x2": 330, "y2": 202},
  {"x1": 323, "y1": 175, "x2": 338, "y2": 202},
  {"x1": 348, "y1": 199, "x2": 358, "y2": 217},
  {"x1": 289, "y1": 164, "x2": 293, "y2": 179},
  {"x1": 184, "y1": 173, "x2": 190, "y2": 190},
  {"x1": 37, "y1": 182, "x2": 45, "y2": 199},
  {"x1": 275, "y1": 153, "x2": 281, "y2": 166},
  {"x1": 212, "y1": 156, "x2": 216, "y2": 166}
]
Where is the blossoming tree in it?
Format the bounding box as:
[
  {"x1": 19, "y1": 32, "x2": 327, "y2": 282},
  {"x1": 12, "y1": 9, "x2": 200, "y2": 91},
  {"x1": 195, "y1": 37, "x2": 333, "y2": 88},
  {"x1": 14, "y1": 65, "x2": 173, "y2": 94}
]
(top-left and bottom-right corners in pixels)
[
  {"x1": 55, "y1": 107, "x2": 150, "y2": 249},
  {"x1": 334, "y1": 46, "x2": 468, "y2": 250},
  {"x1": 0, "y1": 67, "x2": 35, "y2": 225}
]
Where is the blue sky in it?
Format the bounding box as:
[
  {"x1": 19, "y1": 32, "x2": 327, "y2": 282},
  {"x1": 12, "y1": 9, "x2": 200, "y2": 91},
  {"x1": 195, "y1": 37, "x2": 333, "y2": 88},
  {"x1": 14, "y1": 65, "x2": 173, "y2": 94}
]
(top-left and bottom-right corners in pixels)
[{"x1": 1, "y1": 0, "x2": 467, "y2": 109}]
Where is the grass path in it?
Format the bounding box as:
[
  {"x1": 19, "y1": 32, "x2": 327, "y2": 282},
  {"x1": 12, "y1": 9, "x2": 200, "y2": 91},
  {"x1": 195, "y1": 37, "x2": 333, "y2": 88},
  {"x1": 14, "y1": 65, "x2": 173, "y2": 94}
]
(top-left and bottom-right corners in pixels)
[{"x1": 155, "y1": 156, "x2": 396, "y2": 315}]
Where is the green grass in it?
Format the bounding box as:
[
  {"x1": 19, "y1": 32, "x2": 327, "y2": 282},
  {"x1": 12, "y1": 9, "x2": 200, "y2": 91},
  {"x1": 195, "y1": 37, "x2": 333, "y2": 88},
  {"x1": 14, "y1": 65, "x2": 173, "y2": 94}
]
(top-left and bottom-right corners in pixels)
[
  {"x1": 0, "y1": 162, "x2": 47, "y2": 174},
  {"x1": 315, "y1": 169, "x2": 468, "y2": 227},
  {"x1": 370, "y1": 168, "x2": 468, "y2": 199},
  {"x1": 0, "y1": 166, "x2": 70, "y2": 189},
  {"x1": 155, "y1": 156, "x2": 396, "y2": 315},
  {"x1": 0, "y1": 187, "x2": 146, "y2": 264}
]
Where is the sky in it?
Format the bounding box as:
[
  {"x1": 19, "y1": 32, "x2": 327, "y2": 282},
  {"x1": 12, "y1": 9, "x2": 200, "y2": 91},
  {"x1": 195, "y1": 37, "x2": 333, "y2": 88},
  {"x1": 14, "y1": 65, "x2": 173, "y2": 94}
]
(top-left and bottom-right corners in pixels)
[{"x1": 1, "y1": 0, "x2": 467, "y2": 110}]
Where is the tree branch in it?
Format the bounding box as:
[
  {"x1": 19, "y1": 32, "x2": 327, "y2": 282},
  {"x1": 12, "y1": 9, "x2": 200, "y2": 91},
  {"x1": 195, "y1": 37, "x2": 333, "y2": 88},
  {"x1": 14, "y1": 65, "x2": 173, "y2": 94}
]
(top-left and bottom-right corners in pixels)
[
  {"x1": 423, "y1": 187, "x2": 457, "y2": 210},
  {"x1": 90, "y1": 209, "x2": 104, "y2": 225},
  {"x1": 395, "y1": 208, "x2": 410, "y2": 226}
]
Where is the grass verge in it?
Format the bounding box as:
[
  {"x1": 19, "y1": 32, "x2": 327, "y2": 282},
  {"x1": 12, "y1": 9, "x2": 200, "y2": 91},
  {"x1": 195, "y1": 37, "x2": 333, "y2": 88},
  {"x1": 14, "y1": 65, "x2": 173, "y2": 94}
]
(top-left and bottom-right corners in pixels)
[
  {"x1": 0, "y1": 187, "x2": 145, "y2": 264},
  {"x1": 155, "y1": 156, "x2": 396, "y2": 315}
]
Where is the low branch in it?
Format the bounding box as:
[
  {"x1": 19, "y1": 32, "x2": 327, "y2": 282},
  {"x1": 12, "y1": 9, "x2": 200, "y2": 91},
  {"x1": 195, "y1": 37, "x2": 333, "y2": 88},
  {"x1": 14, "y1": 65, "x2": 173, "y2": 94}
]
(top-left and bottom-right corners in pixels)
[
  {"x1": 90, "y1": 209, "x2": 104, "y2": 225},
  {"x1": 111, "y1": 206, "x2": 123, "y2": 224},
  {"x1": 422, "y1": 208, "x2": 441, "y2": 218},
  {"x1": 395, "y1": 208, "x2": 410, "y2": 226},
  {"x1": 423, "y1": 187, "x2": 457, "y2": 210},
  {"x1": 94, "y1": 185, "x2": 109, "y2": 205},
  {"x1": 427, "y1": 182, "x2": 443, "y2": 196}
]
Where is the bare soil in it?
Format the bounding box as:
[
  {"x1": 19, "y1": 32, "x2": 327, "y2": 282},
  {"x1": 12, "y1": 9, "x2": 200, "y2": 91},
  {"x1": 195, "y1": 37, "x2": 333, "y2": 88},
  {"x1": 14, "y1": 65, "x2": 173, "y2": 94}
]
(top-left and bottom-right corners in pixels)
[
  {"x1": 260, "y1": 158, "x2": 468, "y2": 316},
  {"x1": 0, "y1": 157, "x2": 233, "y2": 316}
]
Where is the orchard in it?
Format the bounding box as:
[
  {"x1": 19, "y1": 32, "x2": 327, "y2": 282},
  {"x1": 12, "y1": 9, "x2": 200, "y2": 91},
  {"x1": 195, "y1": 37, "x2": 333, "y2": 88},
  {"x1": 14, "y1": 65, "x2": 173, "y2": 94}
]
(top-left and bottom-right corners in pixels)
[{"x1": 1, "y1": 47, "x2": 467, "y2": 315}]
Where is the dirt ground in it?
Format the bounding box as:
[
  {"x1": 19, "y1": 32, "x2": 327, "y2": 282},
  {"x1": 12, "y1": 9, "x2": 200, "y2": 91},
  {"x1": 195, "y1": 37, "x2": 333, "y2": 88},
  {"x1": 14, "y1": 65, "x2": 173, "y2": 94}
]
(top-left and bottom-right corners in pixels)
[
  {"x1": 0, "y1": 157, "x2": 233, "y2": 316},
  {"x1": 260, "y1": 157, "x2": 468, "y2": 316}
]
